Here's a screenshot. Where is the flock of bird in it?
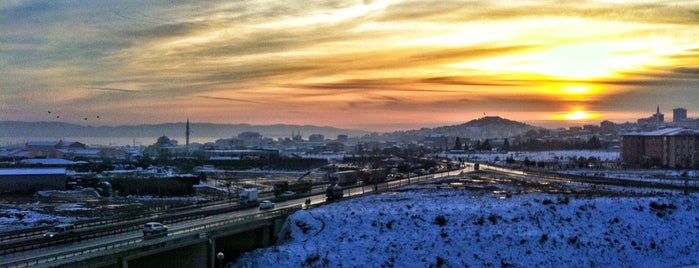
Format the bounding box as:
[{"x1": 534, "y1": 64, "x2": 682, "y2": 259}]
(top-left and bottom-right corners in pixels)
[{"x1": 47, "y1": 111, "x2": 100, "y2": 121}]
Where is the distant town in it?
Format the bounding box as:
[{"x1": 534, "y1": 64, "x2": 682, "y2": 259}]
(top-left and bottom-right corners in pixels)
[
  {"x1": 0, "y1": 105, "x2": 697, "y2": 196},
  {"x1": 1, "y1": 106, "x2": 699, "y2": 268}
]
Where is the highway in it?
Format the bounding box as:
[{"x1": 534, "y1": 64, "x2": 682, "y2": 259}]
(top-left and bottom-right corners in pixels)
[{"x1": 0, "y1": 168, "x2": 465, "y2": 268}]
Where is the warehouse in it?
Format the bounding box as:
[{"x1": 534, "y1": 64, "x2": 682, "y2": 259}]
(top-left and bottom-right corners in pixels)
[{"x1": 0, "y1": 168, "x2": 66, "y2": 194}]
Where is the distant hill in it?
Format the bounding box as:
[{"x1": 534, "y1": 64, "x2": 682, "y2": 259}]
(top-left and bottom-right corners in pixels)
[
  {"x1": 0, "y1": 121, "x2": 370, "y2": 139},
  {"x1": 384, "y1": 116, "x2": 541, "y2": 140},
  {"x1": 0, "y1": 117, "x2": 540, "y2": 142}
]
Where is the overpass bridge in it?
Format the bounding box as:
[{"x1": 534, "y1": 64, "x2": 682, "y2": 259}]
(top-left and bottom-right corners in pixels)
[
  {"x1": 3, "y1": 206, "x2": 297, "y2": 268},
  {"x1": 2, "y1": 169, "x2": 466, "y2": 268}
]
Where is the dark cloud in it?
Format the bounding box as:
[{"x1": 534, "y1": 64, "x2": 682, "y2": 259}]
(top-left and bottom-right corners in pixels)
[
  {"x1": 290, "y1": 79, "x2": 416, "y2": 91},
  {"x1": 123, "y1": 21, "x2": 207, "y2": 40},
  {"x1": 592, "y1": 87, "x2": 698, "y2": 116},
  {"x1": 377, "y1": 1, "x2": 699, "y2": 25},
  {"x1": 420, "y1": 77, "x2": 523, "y2": 87},
  {"x1": 197, "y1": 95, "x2": 263, "y2": 104},
  {"x1": 673, "y1": 67, "x2": 699, "y2": 75},
  {"x1": 84, "y1": 87, "x2": 137, "y2": 93}
]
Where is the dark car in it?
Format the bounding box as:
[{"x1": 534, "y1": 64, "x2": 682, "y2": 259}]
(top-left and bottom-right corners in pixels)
[{"x1": 44, "y1": 223, "x2": 76, "y2": 238}]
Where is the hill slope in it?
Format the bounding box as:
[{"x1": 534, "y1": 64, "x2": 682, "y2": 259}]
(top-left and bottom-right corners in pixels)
[{"x1": 234, "y1": 188, "x2": 699, "y2": 267}]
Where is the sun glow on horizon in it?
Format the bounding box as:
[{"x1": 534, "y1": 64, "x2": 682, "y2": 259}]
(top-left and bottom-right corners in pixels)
[{"x1": 554, "y1": 109, "x2": 599, "y2": 121}]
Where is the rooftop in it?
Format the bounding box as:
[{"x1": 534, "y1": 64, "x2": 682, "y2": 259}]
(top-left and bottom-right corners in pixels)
[
  {"x1": 0, "y1": 168, "x2": 66, "y2": 176},
  {"x1": 622, "y1": 128, "x2": 699, "y2": 136}
]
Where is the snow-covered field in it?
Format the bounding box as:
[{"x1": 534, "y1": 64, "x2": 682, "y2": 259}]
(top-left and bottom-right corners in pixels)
[
  {"x1": 233, "y1": 186, "x2": 699, "y2": 267},
  {"x1": 439, "y1": 150, "x2": 621, "y2": 163}
]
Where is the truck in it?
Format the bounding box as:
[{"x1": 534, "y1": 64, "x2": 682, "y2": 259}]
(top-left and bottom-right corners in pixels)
[
  {"x1": 329, "y1": 170, "x2": 359, "y2": 186},
  {"x1": 239, "y1": 188, "x2": 258, "y2": 204},
  {"x1": 325, "y1": 184, "x2": 343, "y2": 200},
  {"x1": 273, "y1": 171, "x2": 313, "y2": 196},
  {"x1": 360, "y1": 168, "x2": 388, "y2": 184}
]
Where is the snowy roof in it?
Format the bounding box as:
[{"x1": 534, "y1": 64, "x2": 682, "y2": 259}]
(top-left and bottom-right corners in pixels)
[
  {"x1": 203, "y1": 149, "x2": 278, "y2": 153},
  {"x1": 57, "y1": 149, "x2": 101, "y2": 155},
  {"x1": 622, "y1": 128, "x2": 699, "y2": 137},
  {"x1": 19, "y1": 158, "x2": 79, "y2": 165},
  {"x1": 0, "y1": 149, "x2": 26, "y2": 157},
  {"x1": 26, "y1": 141, "x2": 60, "y2": 146},
  {"x1": 0, "y1": 168, "x2": 66, "y2": 176}
]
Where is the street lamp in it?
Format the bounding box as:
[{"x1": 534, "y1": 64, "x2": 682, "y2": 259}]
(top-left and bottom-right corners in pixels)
[{"x1": 216, "y1": 252, "x2": 224, "y2": 268}]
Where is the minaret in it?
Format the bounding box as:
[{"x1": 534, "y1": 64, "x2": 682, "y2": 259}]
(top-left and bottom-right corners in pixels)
[{"x1": 185, "y1": 119, "x2": 190, "y2": 152}]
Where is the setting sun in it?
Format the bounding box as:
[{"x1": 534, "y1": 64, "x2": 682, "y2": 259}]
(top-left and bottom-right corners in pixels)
[
  {"x1": 554, "y1": 109, "x2": 600, "y2": 121},
  {"x1": 564, "y1": 111, "x2": 591, "y2": 120}
]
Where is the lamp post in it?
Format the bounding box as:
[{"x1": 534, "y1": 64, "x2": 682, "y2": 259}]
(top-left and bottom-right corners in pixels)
[{"x1": 216, "y1": 252, "x2": 224, "y2": 268}]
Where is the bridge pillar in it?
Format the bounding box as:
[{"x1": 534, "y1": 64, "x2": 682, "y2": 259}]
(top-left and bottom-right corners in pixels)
[
  {"x1": 208, "y1": 238, "x2": 216, "y2": 268},
  {"x1": 261, "y1": 224, "x2": 271, "y2": 246},
  {"x1": 125, "y1": 241, "x2": 209, "y2": 268}
]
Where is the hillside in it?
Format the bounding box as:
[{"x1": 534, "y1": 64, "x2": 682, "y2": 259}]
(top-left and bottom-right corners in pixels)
[
  {"x1": 233, "y1": 179, "x2": 699, "y2": 267},
  {"x1": 431, "y1": 116, "x2": 540, "y2": 138},
  {"x1": 383, "y1": 116, "x2": 541, "y2": 141},
  {"x1": 0, "y1": 121, "x2": 369, "y2": 139}
]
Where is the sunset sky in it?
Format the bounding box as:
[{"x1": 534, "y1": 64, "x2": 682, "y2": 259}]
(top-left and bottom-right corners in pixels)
[{"x1": 1, "y1": 0, "x2": 698, "y2": 132}]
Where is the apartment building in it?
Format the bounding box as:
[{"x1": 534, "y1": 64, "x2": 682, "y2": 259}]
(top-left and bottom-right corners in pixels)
[{"x1": 621, "y1": 128, "x2": 699, "y2": 168}]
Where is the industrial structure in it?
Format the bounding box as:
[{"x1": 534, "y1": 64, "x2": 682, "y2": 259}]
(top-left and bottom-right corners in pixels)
[{"x1": 0, "y1": 168, "x2": 67, "y2": 193}]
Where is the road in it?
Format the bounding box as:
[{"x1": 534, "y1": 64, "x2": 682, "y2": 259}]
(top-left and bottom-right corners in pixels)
[{"x1": 0, "y1": 168, "x2": 466, "y2": 267}]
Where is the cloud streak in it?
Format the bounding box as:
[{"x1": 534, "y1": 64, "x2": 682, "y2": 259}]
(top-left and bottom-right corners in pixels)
[{"x1": 1, "y1": 0, "x2": 698, "y2": 131}]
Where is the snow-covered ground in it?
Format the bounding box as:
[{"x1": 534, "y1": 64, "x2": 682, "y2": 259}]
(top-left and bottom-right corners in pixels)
[
  {"x1": 0, "y1": 208, "x2": 76, "y2": 232},
  {"x1": 233, "y1": 182, "x2": 699, "y2": 267},
  {"x1": 438, "y1": 150, "x2": 621, "y2": 163},
  {"x1": 443, "y1": 150, "x2": 699, "y2": 188}
]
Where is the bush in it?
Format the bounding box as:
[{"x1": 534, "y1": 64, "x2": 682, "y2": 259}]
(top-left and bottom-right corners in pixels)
[
  {"x1": 435, "y1": 256, "x2": 446, "y2": 267},
  {"x1": 488, "y1": 214, "x2": 498, "y2": 225},
  {"x1": 434, "y1": 215, "x2": 447, "y2": 226},
  {"x1": 649, "y1": 201, "x2": 676, "y2": 211}
]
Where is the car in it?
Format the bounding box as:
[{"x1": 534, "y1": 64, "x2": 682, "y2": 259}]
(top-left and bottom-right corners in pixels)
[
  {"x1": 280, "y1": 191, "x2": 295, "y2": 198},
  {"x1": 142, "y1": 222, "x2": 168, "y2": 237},
  {"x1": 44, "y1": 223, "x2": 75, "y2": 238},
  {"x1": 259, "y1": 200, "x2": 275, "y2": 210}
]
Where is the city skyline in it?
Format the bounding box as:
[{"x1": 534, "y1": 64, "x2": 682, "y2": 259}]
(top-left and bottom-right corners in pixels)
[{"x1": 2, "y1": 1, "x2": 699, "y2": 132}]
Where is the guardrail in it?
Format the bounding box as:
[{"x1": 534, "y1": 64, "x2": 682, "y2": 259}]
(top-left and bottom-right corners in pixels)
[
  {"x1": 477, "y1": 163, "x2": 699, "y2": 192},
  {"x1": 0, "y1": 198, "x2": 231, "y2": 243},
  {"x1": 1, "y1": 200, "x2": 259, "y2": 255},
  {"x1": 1, "y1": 206, "x2": 301, "y2": 268}
]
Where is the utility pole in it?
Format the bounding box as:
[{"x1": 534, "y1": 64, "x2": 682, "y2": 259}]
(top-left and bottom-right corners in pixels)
[{"x1": 185, "y1": 118, "x2": 190, "y2": 153}]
